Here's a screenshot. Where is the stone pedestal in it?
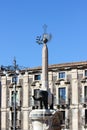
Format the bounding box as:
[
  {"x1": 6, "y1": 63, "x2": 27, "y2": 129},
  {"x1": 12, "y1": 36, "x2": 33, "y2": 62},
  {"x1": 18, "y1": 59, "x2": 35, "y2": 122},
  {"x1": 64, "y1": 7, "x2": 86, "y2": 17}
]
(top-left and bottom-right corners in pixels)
[{"x1": 29, "y1": 109, "x2": 55, "y2": 130}]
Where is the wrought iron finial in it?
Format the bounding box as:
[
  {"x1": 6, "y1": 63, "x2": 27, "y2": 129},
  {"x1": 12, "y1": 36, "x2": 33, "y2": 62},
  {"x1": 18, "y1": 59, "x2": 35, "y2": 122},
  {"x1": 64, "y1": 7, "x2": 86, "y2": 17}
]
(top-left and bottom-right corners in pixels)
[
  {"x1": 13, "y1": 57, "x2": 18, "y2": 71},
  {"x1": 13, "y1": 57, "x2": 16, "y2": 67}
]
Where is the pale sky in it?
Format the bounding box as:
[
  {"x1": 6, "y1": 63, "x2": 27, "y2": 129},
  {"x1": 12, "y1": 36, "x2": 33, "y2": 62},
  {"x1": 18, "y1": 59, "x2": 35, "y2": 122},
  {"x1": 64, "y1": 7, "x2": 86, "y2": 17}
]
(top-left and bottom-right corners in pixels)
[{"x1": 0, "y1": 0, "x2": 87, "y2": 68}]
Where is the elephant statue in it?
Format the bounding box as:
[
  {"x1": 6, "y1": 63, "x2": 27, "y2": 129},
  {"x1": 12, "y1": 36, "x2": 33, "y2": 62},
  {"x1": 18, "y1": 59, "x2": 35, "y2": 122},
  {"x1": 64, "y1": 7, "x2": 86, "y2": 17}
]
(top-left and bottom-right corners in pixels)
[{"x1": 32, "y1": 89, "x2": 54, "y2": 109}]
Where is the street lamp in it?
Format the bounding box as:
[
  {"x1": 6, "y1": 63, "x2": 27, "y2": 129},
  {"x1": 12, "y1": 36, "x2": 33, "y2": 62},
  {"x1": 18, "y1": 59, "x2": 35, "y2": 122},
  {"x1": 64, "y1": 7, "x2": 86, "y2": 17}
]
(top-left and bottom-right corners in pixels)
[
  {"x1": 1, "y1": 58, "x2": 25, "y2": 130},
  {"x1": 0, "y1": 58, "x2": 27, "y2": 130},
  {"x1": 3, "y1": 58, "x2": 19, "y2": 130},
  {"x1": 12, "y1": 58, "x2": 18, "y2": 130}
]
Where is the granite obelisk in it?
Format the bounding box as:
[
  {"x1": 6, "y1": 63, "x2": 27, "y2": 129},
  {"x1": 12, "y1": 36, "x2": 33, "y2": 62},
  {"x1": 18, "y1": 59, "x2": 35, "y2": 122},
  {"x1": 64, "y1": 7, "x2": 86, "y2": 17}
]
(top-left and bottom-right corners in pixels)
[{"x1": 42, "y1": 42, "x2": 48, "y2": 91}]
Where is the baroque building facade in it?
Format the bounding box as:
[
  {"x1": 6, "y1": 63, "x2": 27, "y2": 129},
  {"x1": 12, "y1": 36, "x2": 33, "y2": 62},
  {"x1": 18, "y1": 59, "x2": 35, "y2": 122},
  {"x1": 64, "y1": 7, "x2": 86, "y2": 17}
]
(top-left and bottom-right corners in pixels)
[{"x1": 0, "y1": 61, "x2": 87, "y2": 130}]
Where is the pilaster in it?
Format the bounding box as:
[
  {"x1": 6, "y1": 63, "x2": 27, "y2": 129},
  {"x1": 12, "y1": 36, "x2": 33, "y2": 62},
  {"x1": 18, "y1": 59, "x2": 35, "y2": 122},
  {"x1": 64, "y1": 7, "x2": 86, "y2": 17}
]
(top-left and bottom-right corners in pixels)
[
  {"x1": 49, "y1": 72, "x2": 53, "y2": 93},
  {"x1": 23, "y1": 110, "x2": 29, "y2": 130},
  {"x1": 22, "y1": 72, "x2": 29, "y2": 130},
  {"x1": 1, "y1": 76, "x2": 7, "y2": 130},
  {"x1": 71, "y1": 69, "x2": 78, "y2": 130},
  {"x1": 23, "y1": 72, "x2": 29, "y2": 107}
]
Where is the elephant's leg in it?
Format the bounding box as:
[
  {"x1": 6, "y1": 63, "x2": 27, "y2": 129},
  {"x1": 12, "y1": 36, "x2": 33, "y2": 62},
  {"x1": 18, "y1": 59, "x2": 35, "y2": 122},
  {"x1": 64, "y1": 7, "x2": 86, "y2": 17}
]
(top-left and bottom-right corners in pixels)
[
  {"x1": 44, "y1": 99, "x2": 48, "y2": 109},
  {"x1": 40, "y1": 100, "x2": 43, "y2": 109}
]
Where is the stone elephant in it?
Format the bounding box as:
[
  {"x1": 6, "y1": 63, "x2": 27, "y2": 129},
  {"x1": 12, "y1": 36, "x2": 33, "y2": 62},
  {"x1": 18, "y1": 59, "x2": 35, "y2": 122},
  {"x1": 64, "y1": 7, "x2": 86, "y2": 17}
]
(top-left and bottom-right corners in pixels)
[{"x1": 32, "y1": 89, "x2": 54, "y2": 109}]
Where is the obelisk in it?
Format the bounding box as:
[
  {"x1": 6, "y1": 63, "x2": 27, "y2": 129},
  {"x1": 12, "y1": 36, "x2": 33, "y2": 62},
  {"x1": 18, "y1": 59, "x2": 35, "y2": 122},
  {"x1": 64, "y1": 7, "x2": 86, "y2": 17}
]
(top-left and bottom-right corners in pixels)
[
  {"x1": 42, "y1": 42, "x2": 48, "y2": 91},
  {"x1": 29, "y1": 25, "x2": 54, "y2": 130}
]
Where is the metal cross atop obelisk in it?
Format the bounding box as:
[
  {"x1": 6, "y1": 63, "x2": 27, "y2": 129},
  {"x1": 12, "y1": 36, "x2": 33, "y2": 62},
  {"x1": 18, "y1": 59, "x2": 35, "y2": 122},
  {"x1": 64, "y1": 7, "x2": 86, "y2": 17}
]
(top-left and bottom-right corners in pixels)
[
  {"x1": 43, "y1": 24, "x2": 47, "y2": 34},
  {"x1": 36, "y1": 24, "x2": 51, "y2": 44}
]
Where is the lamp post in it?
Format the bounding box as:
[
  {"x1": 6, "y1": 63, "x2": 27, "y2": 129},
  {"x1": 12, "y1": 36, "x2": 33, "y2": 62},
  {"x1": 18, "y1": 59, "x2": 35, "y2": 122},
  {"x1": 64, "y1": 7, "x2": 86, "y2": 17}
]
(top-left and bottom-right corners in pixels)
[
  {"x1": 13, "y1": 58, "x2": 17, "y2": 130},
  {"x1": 1, "y1": 58, "x2": 23, "y2": 130},
  {"x1": 1, "y1": 58, "x2": 18, "y2": 130}
]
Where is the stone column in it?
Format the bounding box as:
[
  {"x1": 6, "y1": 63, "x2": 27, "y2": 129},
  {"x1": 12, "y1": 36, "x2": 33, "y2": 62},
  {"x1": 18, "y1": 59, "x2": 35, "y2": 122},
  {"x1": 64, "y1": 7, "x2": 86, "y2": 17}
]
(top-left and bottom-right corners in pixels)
[{"x1": 1, "y1": 76, "x2": 7, "y2": 130}]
